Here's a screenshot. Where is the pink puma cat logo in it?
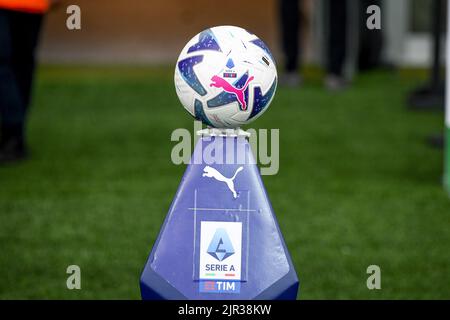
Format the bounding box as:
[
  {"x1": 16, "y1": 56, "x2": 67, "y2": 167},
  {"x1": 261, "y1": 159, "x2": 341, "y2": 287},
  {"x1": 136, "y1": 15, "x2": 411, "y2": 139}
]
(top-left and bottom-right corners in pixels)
[{"x1": 210, "y1": 75, "x2": 254, "y2": 110}]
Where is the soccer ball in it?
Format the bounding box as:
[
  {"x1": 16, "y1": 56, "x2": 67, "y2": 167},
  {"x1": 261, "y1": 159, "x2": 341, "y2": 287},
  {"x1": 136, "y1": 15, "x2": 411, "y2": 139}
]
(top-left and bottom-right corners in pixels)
[{"x1": 174, "y1": 25, "x2": 277, "y2": 128}]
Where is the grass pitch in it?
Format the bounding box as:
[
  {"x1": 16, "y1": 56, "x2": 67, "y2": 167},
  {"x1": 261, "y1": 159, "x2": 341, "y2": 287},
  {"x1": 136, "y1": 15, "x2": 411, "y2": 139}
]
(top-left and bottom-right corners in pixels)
[{"x1": 0, "y1": 66, "x2": 449, "y2": 299}]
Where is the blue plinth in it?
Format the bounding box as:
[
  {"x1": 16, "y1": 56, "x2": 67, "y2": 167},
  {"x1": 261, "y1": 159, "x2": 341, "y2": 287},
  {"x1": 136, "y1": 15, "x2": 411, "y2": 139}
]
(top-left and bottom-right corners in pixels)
[{"x1": 140, "y1": 135, "x2": 299, "y2": 300}]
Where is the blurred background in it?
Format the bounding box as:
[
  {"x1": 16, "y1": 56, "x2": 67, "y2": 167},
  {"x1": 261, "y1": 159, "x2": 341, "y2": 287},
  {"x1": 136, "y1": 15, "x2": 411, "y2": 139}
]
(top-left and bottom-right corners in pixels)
[
  {"x1": 1, "y1": 0, "x2": 450, "y2": 299},
  {"x1": 39, "y1": 0, "x2": 444, "y2": 67}
]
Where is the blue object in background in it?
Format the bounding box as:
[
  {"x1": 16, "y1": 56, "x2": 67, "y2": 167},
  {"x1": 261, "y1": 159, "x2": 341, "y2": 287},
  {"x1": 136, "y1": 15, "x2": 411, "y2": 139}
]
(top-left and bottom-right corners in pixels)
[{"x1": 140, "y1": 135, "x2": 299, "y2": 299}]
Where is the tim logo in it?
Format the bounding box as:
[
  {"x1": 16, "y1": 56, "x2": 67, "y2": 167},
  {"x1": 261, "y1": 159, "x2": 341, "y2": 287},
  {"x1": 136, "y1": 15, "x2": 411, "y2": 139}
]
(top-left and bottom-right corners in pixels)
[
  {"x1": 210, "y1": 75, "x2": 254, "y2": 110},
  {"x1": 199, "y1": 280, "x2": 240, "y2": 294},
  {"x1": 203, "y1": 166, "x2": 243, "y2": 198}
]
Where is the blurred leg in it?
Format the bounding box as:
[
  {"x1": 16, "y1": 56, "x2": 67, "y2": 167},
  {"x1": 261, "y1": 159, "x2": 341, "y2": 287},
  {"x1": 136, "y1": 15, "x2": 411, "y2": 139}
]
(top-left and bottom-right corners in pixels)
[
  {"x1": 10, "y1": 11, "x2": 43, "y2": 111},
  {"x1": 358, "y1": 0, "x2": 382, "y2": 71},
  {"x1": 0, "y1": 9, "x2": 25, "y2": 144},
  {"x1": 327, "y1": 0, "x2": 347, "y2": 76},
  {"x1": 0, "y1": 10, "x2": 43, "y2": 161},
  {"x1": 280, "y1": 0, "x2": 300, "y2": 72}
]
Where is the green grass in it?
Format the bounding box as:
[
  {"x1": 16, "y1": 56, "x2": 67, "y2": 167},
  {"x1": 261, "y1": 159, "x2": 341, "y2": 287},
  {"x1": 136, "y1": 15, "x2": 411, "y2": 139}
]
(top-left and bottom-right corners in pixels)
[{"x1": 0, "y1": 65, "x2": 449, "y2": 299}]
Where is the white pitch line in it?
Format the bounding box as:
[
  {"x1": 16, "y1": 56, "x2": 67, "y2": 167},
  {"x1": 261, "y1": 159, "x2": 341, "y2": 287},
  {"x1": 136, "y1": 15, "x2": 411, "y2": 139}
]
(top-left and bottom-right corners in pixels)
[
  {"x1": 192, "y1": 189, "x2": 197, "y2": 279},
  {"x1": 188, "y1": 207, "x2": 256, "y2": 212}
]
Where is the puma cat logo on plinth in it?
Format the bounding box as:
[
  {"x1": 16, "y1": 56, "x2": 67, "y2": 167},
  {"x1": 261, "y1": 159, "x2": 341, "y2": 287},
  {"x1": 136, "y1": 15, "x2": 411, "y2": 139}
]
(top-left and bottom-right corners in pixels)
[{"x1": 202, "y1": 166, "x2": 244, "y2": 198}]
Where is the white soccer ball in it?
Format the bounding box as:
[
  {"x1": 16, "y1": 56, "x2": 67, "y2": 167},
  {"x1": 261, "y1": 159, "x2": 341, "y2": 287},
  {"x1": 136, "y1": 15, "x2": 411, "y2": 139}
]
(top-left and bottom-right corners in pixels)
[{"x1": 174, "y1": 25, "x2": 277, "y2": 128}]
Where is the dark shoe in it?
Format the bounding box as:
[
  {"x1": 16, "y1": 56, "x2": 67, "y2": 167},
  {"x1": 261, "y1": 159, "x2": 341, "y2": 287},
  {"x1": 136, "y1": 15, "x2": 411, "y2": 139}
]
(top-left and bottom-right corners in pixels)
[
  {"x1": 427, "y1": 134, "x2": 444, "y2": 149},
  {"x1": 0, "y1": 138, "x2": 28, "y2": 164},
  {"x1": 279, "y1": 72, "x2": 302, "y2": 88},
  {"x1": 324, "y1": 74, "x2": 348, "y2": 91}
]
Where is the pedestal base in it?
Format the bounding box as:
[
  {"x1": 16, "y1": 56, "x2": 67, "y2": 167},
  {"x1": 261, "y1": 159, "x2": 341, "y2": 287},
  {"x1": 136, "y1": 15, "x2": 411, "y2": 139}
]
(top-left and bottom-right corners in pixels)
[{"x1": 140, "y1": 134, "x2": 299, "y2": 299}]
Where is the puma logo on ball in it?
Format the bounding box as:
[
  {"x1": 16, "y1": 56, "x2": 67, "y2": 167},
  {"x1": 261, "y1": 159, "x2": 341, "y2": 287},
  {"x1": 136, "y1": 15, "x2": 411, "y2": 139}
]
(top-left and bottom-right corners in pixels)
[{"x1": 210, "y1": 75, "x2": 254, "y2": 110}]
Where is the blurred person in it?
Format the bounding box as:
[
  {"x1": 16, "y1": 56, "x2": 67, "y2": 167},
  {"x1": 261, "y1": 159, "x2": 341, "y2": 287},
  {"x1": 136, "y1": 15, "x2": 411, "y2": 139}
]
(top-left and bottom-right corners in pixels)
[
  {"x1": 324, "y1": 0, "x2": 348, "y2": 91},
  {"x1": 279, "y1": 0, "x2": 302, "y2": 87},
  {"x1": 0, "y1": 0, "x2": 50, "y2": 163},
  {"x1": 278, "y1": 0, "x2": 348, "y2": 90},
  {"x1": 358, "y1": 0, "x2": 383, "y2": 71}
]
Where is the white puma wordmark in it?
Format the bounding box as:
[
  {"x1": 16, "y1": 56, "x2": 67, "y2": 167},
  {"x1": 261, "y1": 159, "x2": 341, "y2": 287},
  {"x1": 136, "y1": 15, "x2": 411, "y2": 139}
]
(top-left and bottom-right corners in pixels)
[{"x1": 202, "y1": 166, "x2": 244, "y2": 198}]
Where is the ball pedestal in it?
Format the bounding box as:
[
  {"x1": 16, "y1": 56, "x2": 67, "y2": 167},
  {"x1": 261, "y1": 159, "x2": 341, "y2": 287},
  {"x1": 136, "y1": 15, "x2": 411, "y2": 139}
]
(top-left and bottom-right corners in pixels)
[{"x1": 140, "y1": 129, "x2": 299, "y2": 299}]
